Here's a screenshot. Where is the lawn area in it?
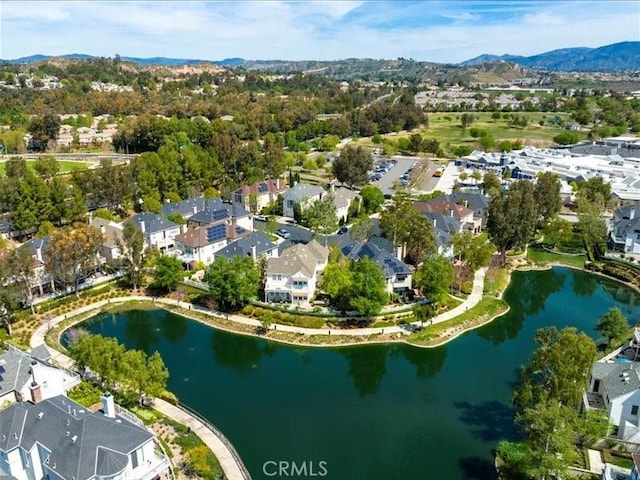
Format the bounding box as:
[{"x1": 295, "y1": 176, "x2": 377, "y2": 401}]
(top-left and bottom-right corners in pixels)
[
  {"x1": 407, "y1": 296, "x2": 508, "y2": 347},
  {"x1": 355, "y1": 112, "x2": 584, "y2": 150},
  {"x1": 526, "y1": 246, "x2": 586, "y2": 268},
  {"x1": 0, "y1": 159, "x2": 90, "y2": 175}
]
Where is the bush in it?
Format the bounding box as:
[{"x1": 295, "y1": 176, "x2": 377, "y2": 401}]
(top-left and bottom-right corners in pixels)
[
  {"x1": 461, "y1": 281, "x2": 474, "y2": 295},
  {"x1": 68, "y1": 381, "x2": 103, "y2": 408}
]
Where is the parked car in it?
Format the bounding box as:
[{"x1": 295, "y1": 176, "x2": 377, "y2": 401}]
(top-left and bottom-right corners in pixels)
[
  {"x1": 337, "y1": 226, "x2": 348, "y2": 235},
  {"x1": 276, "y1": 228, "x2": 291, "y2": 239},
  {"x1": 254, "y1": 215, "x2": 268, "y2": 222}
]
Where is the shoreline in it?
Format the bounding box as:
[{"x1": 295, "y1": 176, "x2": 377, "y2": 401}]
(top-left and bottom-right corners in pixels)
[{"x1": 37, "y1": 259, "x2": 638, "y2": 355}]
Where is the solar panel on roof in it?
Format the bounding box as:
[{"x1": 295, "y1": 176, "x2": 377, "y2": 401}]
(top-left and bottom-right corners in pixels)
[
  {"x1": 209, "y1": 209, "x2": 228, "y2": 222},
  {"x1": 207, "y1": 224, "x2": 227, "y2": 243},
  {"x1": 258, "y1": 183, "x2": 269, "y2": 193}
]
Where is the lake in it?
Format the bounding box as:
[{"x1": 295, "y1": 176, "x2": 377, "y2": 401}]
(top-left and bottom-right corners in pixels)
[{"x1": 71, "y1": 267, "x2": 640, "y2": 480}]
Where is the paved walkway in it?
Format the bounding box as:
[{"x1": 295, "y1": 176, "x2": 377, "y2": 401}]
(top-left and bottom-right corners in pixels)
[
  {"x1": 587, "y1": 448, "x2": 605, "y2": 474},
  {"x1": 31, "y1": 268, "x2": 487, "y2": 346},
  {"x1": 30, "y1": 306, "x2": 251, "y2": 480}
]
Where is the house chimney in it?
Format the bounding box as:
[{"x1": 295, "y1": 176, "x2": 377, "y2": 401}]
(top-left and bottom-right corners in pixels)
[
  {"x1": 251, "y1": 245, "x2": 257, "y2": 260},
  {"x1": 631, "y1": 209, "x2": 636, "y2": 220},
  {"x1": 449, "y1": 208, "x2": 454, "y2": 217},
  {"x1": 396, "y1": 245, "x2": 403, "y2": 261},
  {"x1": 433, "y1": 218, "x2": 437, "y2": 227},
  {"x1": 101, "y1": 392, "x2": 115, "y2": 418},
  {"x1": 30, "y1": 382, "x2": 42, "y2": 404},
  {"x1": 139, "y1": 220, "x2": 146, "y2": 233},
  {"x1": 330, "y1": 182, "x2": 335, "y2": 193},
  {"x1": 180, "y1": 224, "x2": 187, "y2": 234},
  {"x1": 276, "y1": 178, "x2": 280, "y2": 189},
  {"x1": 193, "y1": 205, "x2": 198, "y2": 216},
  {"x1": 100, "y1": 225, "x2": 106, "y2": 234}
]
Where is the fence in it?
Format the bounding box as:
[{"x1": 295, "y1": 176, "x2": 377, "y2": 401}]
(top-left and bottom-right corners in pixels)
[{"x1": 177, "y1": 401, "x2": 253, "y2": 480}]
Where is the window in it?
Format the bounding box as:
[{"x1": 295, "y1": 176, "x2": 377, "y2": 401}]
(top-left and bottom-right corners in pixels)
[
  {"x1": 593, "y1": 379, "x2": 600, "y2": 393},
  {"x1": 273, "y1": 274, "x2": 282, "y2": 281},
  {"x1": 287, "y1": 200, "x2": 294, "y2": 208},
  {"x1": 632, "y1": 405, "x2": 639, "y2": 416}
]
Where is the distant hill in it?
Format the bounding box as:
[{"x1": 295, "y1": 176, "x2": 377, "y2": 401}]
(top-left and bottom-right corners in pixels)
[
  {"x1": 1, "y1": 53, "x2": 244, "y2": 67},
  {"x1": 460, "y1": 42, "x2": 640, "y2": 71}
]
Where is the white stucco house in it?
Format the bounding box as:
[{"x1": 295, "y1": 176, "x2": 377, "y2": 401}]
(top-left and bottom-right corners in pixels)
[
  {"x1": 129, "y1": 212, "x2": 181, "y2": 253},
  {"x1": 282, "y1": 183, "x2": 326, "y2": 218},
  {"x1": 265, "y1": 240, "x2": 328, "y2": 304},
  {"x1": 0, "y1": 393, "x2": 169, "y2": 480},
  {"x1": 0, "y1": 345, "x2": 80, "y2": 407},
  {"x1": 609, "y1": 205, "x2": 640, "y2": 254}
]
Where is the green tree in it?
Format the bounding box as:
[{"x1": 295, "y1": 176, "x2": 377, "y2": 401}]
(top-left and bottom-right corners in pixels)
[
  {"x1": 513, "y1": 327, "x2": 596, "y2": 412},
  {"x1": 321, "y1": 257, "x2": 353, "y2": 311},
  {"x1": 117, "y1": 220, "x2": 146, "y2": 291},
  {"x1": 534, "y1": 172, "x2": 561, "y2": 225},
  {"x1": 595, "y1": 307, "x2": 629, "y2": 346},
  {"x1": 152, "y1": 255, "x2": 183, "y2": 292},
  {"x1": 33, "y1": 156, "x2": 60, "y2": 180},
  {"x1": 44, "y1": 223, "x2": 103, "y2": 295},
  {"x1": 553, "y1": 131, "x2": 579, "y2": 145},
  {"x1": 349, "y1": 257, "x2": 388, "y2": 317},
  {"x1": 6, "y1": 246, "x2": 37, "y2": 314},
  {"x1": 414, "y1": 255, "x2": 454, "y2": 303},
  {"x1": 482, "y1": 171, "x2": 502, "y2": 197},
  {"x1": 479, "y1": 134, "x2": 496, "y2": 151},
  {"x1": 349, "y1": 216, "x2": 374, "y2": 242},
  {"x1": 28, "y1": 113, "x2": 61, "y2": 151},
  {"x1": 452, "y1": 232, "x2": 495, "y2": 272},
  {"x1": 577, "y1": 198, "x2": 607, "y2": 261},
  {"x1": 577, "y1": 176, "x2": 612, "y2": 210},
  {"x1": 486, "y1": 181, "x2": 537, "y2": 262},
  {"x1": 360, "y1": 185, "x2": 385, "y2": 213},
  {"x1": 542, "y1": 217, "x2": 573, "y2": 249},
  {"x1": 332, "y1": 145, "x2": 373, "y2": 188},
  {"x1": 302, "y1": 197, "x2": 338, "y2": 241},
  {"x1": 206, "y1": 256, "x2": 260, "y2": 310},
  {"x1": 408, "y1": 133, "x2": 423, "y2": 153}
]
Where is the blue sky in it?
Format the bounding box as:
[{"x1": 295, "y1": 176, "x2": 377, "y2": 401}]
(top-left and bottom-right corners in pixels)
[{"x1": 1, "y1": 1, "x2": 638, "y2": 62}]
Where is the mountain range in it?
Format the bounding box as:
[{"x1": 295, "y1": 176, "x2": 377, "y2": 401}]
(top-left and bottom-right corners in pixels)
[
  {"x1": 459, "y1": 41, "x2": 640, "y2": 71},
  {"x1": 2, "y1": 41, "x2": 638, "y2": 72}
]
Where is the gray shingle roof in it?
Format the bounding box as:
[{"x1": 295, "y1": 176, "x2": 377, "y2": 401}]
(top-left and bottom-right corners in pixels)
[
  {"x1": 131, "y1": 212, "x2": 178, "y2": 234},
  {"x1": 341, "y1": 241, "x2": 411, "y2": 278},
  {"x1": 592, "y1": 361, "x2": 640, "y2": 400},
  {"x1": 215, "y1": 231, "x2": 277, "y2": 260},
  {"x1": 285, "y1": 183, "x2": 326, "y2": 203},
  {"x1": 0, "y1": 395, "x2": 153, "y2": 480},
  {"x1": 267, "y1": 240, "x2": 328, "y2": 277},
  {"x1": 0, "y1": 348, "x2": 38, "y2": 398}
]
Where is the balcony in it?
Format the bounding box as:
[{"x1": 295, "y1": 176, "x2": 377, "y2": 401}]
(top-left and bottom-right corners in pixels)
[{"x1": 133, "y1": 452, "x2": 171, "y2": 480}]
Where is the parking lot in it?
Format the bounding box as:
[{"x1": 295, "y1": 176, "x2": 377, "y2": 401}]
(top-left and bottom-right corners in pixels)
[{"x1": 371, "y1": 156, "x2": 419, "y2": 196}]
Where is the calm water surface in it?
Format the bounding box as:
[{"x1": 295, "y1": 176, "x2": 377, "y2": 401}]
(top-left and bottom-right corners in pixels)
[{"x1": 73, "y1": 267, "x2": 640, "y2": 480}]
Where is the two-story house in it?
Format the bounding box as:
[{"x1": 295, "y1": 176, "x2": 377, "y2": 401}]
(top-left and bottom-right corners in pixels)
[
  {"x1": 331, "y1": 186, "x2": 359, "y2": 223},
  {"x1": 0, "y1": 345, "x2": 80, "y2": 406},
  {"x1": 215, "y1": 231, "x2": 278, "y2": 261},
  {"x1": 265, "y1": 240, "x2": 328, "y2": 304},
  {"x1": 282, "y1": 183, "x2": 326, "y2": 218},
  {"x1": 413, "y1": 198, "x2": 482, "y2": 234},
  {"x1": 609, "y1": 205, "x2": 640, "y2": 254},
  {"x1": 340, "y1": 241, "x2": 412, "y2": 295},
  {"x1": 174, "y1": 222, "x2": 248, "y2": 267},
  {"x1": 585, "y1": 357, "x2": 640, "y2": 444},
  {"x1": 90, "y1": 217, "x2": 124, "y2": 264},
  {"x1": 129, "y1": 212, "x2": 180, "y2": 253},
  {"x1": 21, "y1": 236, "x2": 55, "y2": 296},
  {"x1": 187, "y1": 201, "x2": 253, "y2": 232},
  {"x1": 233, "y1": 178, "x2": 288, "y2": 213},
  {"x1": 0, "y1": 393, "x2": 169, "y2": 480}
]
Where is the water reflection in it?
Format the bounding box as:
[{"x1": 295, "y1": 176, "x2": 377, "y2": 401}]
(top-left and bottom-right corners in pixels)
[
  {"x1": 454, "y1": 400, "x2": 518, "y2": 442},
  {"x1": 340, "y1": 346, "x2": 388, "y2": 397},
  {"x1": 122, "y1": 310, "x2": 160, "y2": 352},
  {"x1": 401, "y1": 344, "x2": 447, "y2": 379},
  {"x1": 210, "y1": 331, "x2": 276, "y2": 374},
  {"x1": 158, "y1": 310, "x2": 188, "y2": 343},
  {"x1": 571, "y1": 269, "x2": 598, "y2": 298}
]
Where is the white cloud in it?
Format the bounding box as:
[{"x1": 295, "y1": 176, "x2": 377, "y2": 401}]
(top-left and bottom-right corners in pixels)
[{"x1": 0, "y1": 0, "x2": 638, "y2": 62}]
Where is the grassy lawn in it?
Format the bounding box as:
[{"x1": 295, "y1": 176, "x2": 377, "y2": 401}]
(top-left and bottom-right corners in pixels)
[
  {"x1": 526, "y1": 246, "x2": 586, "y2": 268},
  {"x1": 407, "y1": 297, "x2": 508, "y2": 347},
  {"x1": 484, "y1": 267, "x2": 511, "y2": 297},
  {"x1": 0, "y1": 159, "x2": 89, "y2": 175},
  {"x1": 355, "y1": 112, "x2": 584, "y2": 150}
]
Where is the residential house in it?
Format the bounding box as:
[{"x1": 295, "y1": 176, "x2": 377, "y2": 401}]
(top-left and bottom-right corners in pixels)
[
  {"x1": 282, "y1": 183, "x2": 326, "y2": 218},
  {"x1": 609, "y1": 205, "x2": 640, "y2": 254},
  {"x1": 0, "y1": 393, "x2": 169, "y2": 480},
  {"x1": 413, "y1": 198, "x2": 482, "y2": 234},
  {"x1": 331, "y1": 186, "x2": 359, "y2": 223},
  {"x1": 22, "y1": 236, "x2": 55, "y2": 296},
  {"x1": 233, "y1": 178, "x2": 288, "y2": 213},
  {"x1": 174, "y1": 223, "x2": 244, "y2": 267},
  {"x1": 187, "y1": 201, "x2": 252, "y2": 232},
  {"x1": 130, "y1": 212, "x2": 181, "y2": 253},
  {"x1": 585, "y1": 357, "x2": 640, "y2": 443},
  {"x1": 265, "y1": 240, "x2": 328, "y2": 304},
  {"x1": 341, "y1": 241, "x2": 412, "y2": 294},
  {"x1": 0, "y1": 345, "x2": 80, "y2": 407},
  {"x1": 90, "y1": 217, "x2": 124, "y2": 264},
  {"x1": 215, "y1": 231, "x2": 278, "y2": 261}
]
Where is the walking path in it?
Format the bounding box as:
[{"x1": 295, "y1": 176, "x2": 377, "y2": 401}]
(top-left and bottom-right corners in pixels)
[
  {"x1": 30, "y1": 324, "x2": 251, "y2": 480},
  {"x1": 587, "y1": 448, "x2": 605, "y2": 474},
  {"x1": 31, "y1": 268, "x2": 486, "y2": 346}
]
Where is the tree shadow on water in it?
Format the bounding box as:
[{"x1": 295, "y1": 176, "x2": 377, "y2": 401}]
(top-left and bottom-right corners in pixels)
[
  {"x1": 459, "y1": 456, "x2": 498, "y2": 480},
  {"x1": 454, "y1": 400, "x2": 519, "y2": 442}
]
